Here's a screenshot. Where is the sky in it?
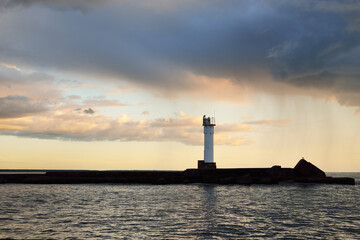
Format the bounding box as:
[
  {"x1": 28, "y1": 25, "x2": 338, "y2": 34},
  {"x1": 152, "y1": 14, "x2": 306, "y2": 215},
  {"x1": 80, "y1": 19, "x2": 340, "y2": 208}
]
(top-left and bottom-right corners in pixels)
[{"x1": 0, "y1": 0, "x2": 359, "y2": 171}]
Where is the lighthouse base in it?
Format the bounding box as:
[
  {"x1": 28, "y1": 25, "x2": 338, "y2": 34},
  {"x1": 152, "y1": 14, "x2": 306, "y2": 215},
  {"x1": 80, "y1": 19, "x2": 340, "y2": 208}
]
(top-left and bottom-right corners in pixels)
[{"x1": 198, "y1": 160, "x2": 217, "y2": 169}]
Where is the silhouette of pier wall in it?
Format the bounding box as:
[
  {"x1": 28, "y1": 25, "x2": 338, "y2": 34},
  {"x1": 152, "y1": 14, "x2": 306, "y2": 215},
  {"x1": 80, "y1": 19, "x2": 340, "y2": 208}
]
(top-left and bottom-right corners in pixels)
[{"x1": 0, "y1": 159, "x2": 355, "y2": 185}]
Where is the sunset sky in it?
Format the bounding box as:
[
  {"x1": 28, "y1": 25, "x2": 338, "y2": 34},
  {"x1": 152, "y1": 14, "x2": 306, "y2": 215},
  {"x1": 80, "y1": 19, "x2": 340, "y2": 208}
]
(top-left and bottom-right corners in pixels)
[{"x1": 1, "y1": 0, "x2": 359, "y2": 171}]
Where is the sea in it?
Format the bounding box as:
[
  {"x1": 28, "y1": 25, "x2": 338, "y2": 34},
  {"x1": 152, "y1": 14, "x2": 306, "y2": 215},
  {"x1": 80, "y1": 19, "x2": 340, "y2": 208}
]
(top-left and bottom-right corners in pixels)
[{"x1": 0, "y1": 173, "x2": 359, "y2": 239}]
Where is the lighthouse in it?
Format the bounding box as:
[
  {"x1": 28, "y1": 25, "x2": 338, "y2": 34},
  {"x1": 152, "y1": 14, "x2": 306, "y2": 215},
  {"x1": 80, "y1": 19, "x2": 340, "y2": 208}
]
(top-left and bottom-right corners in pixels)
[{"x1": 198, "y1": 115, "x2": 217, "y2": 169}]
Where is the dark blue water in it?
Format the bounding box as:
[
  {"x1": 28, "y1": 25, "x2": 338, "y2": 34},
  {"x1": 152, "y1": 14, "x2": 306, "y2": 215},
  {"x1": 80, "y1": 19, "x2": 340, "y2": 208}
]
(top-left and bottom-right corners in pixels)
[{"x1": 0, "y1": 173, "x2": 359, "y2": 239}]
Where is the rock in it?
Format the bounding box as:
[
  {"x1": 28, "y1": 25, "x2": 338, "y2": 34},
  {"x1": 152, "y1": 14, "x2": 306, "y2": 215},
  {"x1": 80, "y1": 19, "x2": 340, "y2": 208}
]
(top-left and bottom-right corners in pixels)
[{"x1": 294, "y1": 158, "x2": 326, "y2": 177}]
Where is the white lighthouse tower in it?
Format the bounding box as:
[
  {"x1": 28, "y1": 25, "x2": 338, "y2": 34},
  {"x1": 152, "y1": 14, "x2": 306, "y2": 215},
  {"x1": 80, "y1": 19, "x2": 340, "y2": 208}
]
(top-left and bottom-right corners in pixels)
[{"x1": 198, "y1": 115, "x2": 217, "y2": 169}]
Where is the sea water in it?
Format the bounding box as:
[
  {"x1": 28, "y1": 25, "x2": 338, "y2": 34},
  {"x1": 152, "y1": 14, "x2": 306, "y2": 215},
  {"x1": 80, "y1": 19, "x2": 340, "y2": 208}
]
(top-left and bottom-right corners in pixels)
[{"x1": 0, "y1": 173, "x2": 359, "y2": 239}]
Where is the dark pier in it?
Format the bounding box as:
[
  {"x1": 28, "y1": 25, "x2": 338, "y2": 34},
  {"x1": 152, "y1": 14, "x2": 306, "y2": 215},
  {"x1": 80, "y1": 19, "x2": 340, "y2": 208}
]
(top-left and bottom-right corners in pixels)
[{"x1": 0, "y1": 159, "x2": 355, "y2": 185}]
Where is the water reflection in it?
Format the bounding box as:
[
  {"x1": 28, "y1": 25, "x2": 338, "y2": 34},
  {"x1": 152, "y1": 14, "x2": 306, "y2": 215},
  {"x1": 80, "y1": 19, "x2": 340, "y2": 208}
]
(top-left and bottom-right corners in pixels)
[{"x1": 200, "y1": 185, "x2": 218, "y2": 238}]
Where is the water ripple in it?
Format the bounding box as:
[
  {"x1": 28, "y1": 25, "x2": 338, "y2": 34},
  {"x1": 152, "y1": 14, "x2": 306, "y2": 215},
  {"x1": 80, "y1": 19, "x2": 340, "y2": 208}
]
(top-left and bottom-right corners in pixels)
[{"x1": 0, "y1": 175, "x2": 359, "y2": 239}]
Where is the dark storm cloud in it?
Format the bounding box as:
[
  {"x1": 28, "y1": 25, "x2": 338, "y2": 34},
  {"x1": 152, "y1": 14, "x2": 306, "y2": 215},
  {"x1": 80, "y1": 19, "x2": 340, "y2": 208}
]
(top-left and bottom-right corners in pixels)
[
  {"x1": 0, "y1": 95, "x2": 48, "y2": 118},
  {"x1": 0, "y1": 0, "x2": 108, "y2": 13},
  {"x1": 0, "y1": 0, "x2": 359, "y2": 104}
]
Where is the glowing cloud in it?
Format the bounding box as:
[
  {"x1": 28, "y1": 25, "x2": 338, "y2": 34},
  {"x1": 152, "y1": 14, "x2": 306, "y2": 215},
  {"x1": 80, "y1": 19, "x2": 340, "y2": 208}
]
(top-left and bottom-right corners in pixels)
[{"x1": 0, "y1": 108, "x2": 290, "y2": 146}]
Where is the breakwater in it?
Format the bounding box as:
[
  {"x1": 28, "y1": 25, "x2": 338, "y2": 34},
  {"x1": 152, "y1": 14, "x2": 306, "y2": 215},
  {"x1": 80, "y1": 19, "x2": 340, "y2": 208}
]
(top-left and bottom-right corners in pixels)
[{"x1": 0, "y1": 160, "x2": 355, "y2": 185}]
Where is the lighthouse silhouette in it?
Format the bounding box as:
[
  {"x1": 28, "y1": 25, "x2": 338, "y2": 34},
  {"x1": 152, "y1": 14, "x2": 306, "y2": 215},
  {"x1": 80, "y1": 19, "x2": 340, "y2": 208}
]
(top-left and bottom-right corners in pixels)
[{"x1": 198, "y1": 115, "x2": 217, "y2": 169}]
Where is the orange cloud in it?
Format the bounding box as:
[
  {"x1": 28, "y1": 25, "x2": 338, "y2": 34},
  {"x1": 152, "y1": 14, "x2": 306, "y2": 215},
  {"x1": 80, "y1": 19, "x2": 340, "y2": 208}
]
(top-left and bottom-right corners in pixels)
[
  {"x1": 182, "y1": 73, "x2": 254, "y2": 103},
  {"x1": 0, "y1": 110, "x2": 257, "y2": 146},
  {"x1": 1, "y1": 62, "x2": 22, "y2": 72}
]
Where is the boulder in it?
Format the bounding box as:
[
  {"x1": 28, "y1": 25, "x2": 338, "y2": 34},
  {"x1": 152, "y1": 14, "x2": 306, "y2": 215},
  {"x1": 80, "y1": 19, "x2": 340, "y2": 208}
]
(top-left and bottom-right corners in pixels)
[{"x1": 294, "y1": 158, "x2": 326, "y2": 177}]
